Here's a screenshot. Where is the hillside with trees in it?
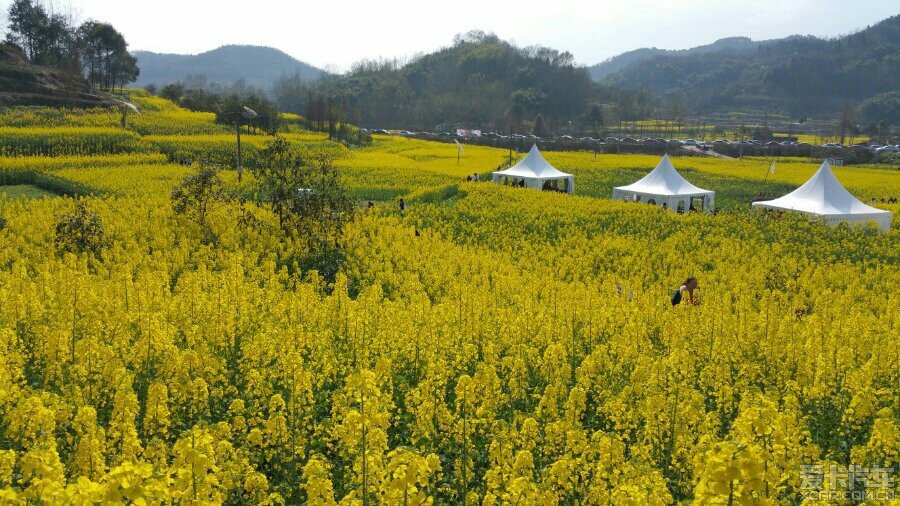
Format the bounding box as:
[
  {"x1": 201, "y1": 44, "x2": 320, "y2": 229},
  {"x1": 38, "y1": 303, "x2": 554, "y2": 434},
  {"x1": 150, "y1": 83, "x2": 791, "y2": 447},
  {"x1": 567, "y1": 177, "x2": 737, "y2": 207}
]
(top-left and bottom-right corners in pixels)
[
  {"x1": 0, "y1": 42, "x2": 115, "y2": 107},
  {"x1": 274, "y1": 31, "x2": 596, "y2": 132},
  {"x1": 588, "y1": 36, "x2": 764, "y2": 80},
  {"x1": 600, "y1": 15, "x2": 900, "y2": 122},
  {"x1": 0, "y1": 0, "x2": 140, "y2": 107}
]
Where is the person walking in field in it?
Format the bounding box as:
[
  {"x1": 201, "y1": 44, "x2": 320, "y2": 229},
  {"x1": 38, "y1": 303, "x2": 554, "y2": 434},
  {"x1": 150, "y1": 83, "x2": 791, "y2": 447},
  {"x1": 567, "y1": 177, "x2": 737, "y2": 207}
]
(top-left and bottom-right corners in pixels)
[
  {"x1": 672, "y1": 276, "x2": 700, "y2": 306},
  {"x1": 399, "y1": 198, "x2": 407, "y2": 213}
]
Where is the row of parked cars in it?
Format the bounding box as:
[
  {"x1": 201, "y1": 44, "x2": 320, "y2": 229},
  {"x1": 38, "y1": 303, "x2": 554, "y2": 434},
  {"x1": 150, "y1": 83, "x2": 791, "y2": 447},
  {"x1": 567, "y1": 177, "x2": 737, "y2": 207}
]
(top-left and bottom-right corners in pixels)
[
  {"x1": 363, "y1": 129, "x2": 899, "y2": 153},
  {"x1": 704, "y1": 139, "x2": 899, "y2": 153},
  {"x1": 822, "y1": 142, "x2": 900, "y2": 153},
  {"x1": 365, "y1": 129, "x2": 715, "y2": 147}
]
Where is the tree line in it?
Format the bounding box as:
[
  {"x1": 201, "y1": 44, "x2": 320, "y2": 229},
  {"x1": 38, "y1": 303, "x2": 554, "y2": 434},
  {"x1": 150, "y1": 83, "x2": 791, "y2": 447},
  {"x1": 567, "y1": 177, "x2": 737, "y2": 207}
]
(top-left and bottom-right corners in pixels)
[
  {"x1": 156, "y1": 77, "x2": 369, "y2": 146},
  {"x1": 326, "y1": 31, "x2": 597, "y2": 133},
  {"x1": 266, "y1": 31, "x2": 669, "y2": 136},
  {"x1": 3, "y1": 0, "x2": 138, "y2": 91}
]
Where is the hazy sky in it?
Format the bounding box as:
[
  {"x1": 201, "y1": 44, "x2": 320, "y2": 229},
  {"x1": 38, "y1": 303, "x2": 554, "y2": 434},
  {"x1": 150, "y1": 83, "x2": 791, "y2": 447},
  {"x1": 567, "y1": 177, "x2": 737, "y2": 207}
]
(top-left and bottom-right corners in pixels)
[{"x1": 2, "y1": 0, "x2": 897, "y2": 71}]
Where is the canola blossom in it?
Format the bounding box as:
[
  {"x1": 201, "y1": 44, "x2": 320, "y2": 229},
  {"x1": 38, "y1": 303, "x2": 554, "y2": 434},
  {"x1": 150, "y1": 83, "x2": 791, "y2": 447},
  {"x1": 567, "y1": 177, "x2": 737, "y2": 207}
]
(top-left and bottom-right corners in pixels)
[{"x1": 0, "y1": 92, "x2": 897, "y2": 504}]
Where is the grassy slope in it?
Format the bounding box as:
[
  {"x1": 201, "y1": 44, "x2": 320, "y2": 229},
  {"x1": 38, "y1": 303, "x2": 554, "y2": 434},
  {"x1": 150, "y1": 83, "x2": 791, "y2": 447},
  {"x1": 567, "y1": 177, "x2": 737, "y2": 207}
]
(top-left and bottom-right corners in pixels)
[{"x1": 0, "y1": 184, "x2": 57, "y2": 199}]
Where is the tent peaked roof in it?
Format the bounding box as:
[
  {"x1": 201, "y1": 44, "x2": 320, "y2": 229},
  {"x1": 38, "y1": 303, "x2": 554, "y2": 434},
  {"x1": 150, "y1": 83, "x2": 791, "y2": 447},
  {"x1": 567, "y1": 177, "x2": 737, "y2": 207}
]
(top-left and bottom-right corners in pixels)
[
  {"x1": 494, "y1": 145, "x2": 571, "y2": 179},
  {"x1": 752, "y1": 160, "x2": 891, "y2": 217},
  {"x1": 614, "y1": 154, "x2": 711, "y2": 196}
]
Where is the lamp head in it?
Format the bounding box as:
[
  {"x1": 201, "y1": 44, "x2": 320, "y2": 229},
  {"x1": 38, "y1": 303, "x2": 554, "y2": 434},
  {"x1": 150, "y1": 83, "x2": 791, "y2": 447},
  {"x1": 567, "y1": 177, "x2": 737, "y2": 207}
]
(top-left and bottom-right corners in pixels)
[{"x1": 121, "y1": 101, "x2": 140, "y2": 114}]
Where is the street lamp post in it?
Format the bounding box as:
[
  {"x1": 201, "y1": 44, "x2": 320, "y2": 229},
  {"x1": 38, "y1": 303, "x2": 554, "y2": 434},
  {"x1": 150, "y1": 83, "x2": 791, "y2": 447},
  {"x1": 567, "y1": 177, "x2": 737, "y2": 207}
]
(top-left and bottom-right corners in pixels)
[
  {"x1": 234, "y1": 106, "x2": 258, "y2": 182},
  {"x1": 119, "y1": 101, "x2": 139, "y2": 129}
]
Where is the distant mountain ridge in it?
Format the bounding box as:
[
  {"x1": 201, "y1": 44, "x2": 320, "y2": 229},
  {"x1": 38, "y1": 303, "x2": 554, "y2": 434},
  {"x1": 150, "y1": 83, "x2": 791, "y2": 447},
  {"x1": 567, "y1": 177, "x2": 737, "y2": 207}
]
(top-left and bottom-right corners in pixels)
[
  {"x1": 589, "y1": 36, "x2": 765, "y2": 80},
  {"x1": 132, "y1": 45, "x2": 323, "y2": 90},
  {"x1": 592, "y1": 15, "x2": 900, "y2": 118}
]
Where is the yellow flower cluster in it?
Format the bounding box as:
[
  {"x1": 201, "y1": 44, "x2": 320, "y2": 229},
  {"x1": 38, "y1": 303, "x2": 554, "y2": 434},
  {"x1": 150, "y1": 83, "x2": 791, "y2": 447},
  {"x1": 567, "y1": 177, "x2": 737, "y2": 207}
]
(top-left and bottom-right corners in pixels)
[
  {"x1": 0, "y1": 127, "x2": 151, "y2": 157},
  {"x1": 0, "y1": 91, "x2": 896, "y2": 503}
]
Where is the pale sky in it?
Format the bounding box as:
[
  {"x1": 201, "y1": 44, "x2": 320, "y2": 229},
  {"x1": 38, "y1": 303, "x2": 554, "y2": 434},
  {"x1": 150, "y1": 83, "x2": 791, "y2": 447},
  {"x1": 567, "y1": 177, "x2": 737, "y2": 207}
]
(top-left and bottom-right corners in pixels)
[{"x1": 2, "y1": 0, "x2": 898, "y2": 72}]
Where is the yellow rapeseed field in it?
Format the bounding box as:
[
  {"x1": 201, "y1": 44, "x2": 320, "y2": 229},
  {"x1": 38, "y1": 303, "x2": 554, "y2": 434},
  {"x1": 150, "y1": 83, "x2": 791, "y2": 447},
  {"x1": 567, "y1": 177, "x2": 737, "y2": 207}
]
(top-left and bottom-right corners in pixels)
[{"x1": 0, "y1": 93, "x2": 897, "y2": 504}]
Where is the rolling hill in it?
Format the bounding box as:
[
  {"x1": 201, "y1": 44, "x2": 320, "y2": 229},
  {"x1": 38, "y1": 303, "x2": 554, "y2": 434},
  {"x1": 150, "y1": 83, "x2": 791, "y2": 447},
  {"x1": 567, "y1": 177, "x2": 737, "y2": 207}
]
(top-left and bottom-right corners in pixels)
[
  {"x1": 321, "y1": 32, "x2": 593, "y2": 131},
  {"x1": 588, "y1": 36, "x2": 764, "y2": 80},
  {"x1": 593, "y1": 15, "x2": 900, "y2": 119},
  {"x1": 132, "y1": 45, "x2": 323, "y2": 90}
]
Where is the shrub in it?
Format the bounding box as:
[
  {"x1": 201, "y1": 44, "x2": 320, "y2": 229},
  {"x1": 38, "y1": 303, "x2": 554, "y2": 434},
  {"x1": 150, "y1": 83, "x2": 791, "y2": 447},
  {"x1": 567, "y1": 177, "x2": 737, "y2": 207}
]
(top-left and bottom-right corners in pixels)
[
  {"x1": 55, "y1": 201, "x2": 106, "y2": 255},
  {"x1": 171, "y1": 165, "x2": 227, "y2": 227}
]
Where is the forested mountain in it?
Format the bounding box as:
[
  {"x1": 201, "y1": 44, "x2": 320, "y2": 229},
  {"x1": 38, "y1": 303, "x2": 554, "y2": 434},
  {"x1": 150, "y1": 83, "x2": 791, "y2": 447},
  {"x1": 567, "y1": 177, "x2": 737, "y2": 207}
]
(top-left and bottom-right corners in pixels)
[
  {"x1": 300, "y1": 31, "x2": 595, "y2": 131},
  {"x1": 599, "y1": 15, "x2": 900, "y2": 119},
  {"x1": 270, "y1": 17, "x2": 900, "y2": 132},
  {"x1": 133, "y1": 45, "x2": 323, "y2": 89},
  {"x1": 588, "y1": 36, "x2": 764, "y2": 80}
]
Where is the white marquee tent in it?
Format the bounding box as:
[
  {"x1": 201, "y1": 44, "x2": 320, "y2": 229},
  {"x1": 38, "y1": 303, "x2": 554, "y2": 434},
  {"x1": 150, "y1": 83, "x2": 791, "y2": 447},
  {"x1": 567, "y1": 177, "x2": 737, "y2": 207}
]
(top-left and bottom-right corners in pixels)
[
  {"x1": 612, "y1": 154, "x2": 715, "y2": 212},
  {"x1": 751, "y1": 159, "x2": 892, "y2": 231},
  {"x1": 492, "y1": 145, "x2": 574, "y2": 194}
]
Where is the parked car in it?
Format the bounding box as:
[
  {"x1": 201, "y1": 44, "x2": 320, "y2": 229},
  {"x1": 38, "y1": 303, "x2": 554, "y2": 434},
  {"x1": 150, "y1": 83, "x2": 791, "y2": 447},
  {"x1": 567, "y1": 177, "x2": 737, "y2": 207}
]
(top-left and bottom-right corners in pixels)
[
  {"x1": 682, "y1": 139, "x2": 698, "y2": 146},
  {"x1": 712, "y1": 139, "x2": 731, "y2": 145},
  {"x1": 605, "y1": 137, "x2": 619, "y2": 143},
  {"x1": 822, "y1": 143, "x2": 843, "y2": 148},
  {"x1": 766, "y1": 141, "x2": 781, "y2": 147}
]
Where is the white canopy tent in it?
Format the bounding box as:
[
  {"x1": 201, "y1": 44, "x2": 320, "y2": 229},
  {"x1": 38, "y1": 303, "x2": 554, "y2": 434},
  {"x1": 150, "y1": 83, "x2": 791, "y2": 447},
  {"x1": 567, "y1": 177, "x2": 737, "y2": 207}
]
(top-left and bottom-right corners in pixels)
[
  {"x1": 751, "y1": 160, "x2": 892, "y2": 231},
  {"x1": 492, "y1": 145, "x2": 574, "y2": 194},
  {"x1": 612, "y1": 154, "x2": 715, "y2": 212}
]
